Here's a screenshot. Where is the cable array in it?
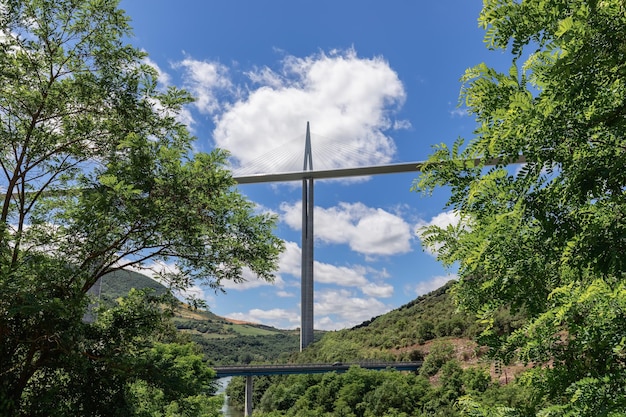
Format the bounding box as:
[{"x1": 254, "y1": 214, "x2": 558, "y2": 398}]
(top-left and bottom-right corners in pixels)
[{"x1": 231, "y1": 131, "x2": 395, "y2": 176}]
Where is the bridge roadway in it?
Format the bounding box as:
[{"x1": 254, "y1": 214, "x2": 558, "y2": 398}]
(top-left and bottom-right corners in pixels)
[
  {"x1": 213, "y1": 361, "x2": 423, "y2": 416},
  {"x1": 213, "y1": 361, "x2": 423, "y2": 377}
]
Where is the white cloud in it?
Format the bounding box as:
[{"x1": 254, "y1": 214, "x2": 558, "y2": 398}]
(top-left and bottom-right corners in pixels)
[
  {"x1": 211, "y1": 48, "x2": 405, "y2": 174},
  {"x1": 276, "y1": 241, "x2": 302, "y2": 276},
  {"x1": 228, "y1": 308, "x2": 300, "y2": 328},
  {"x1": 221, "y1": 266, "x2": 284, "y2": 290},
  {"x1": 276, "y1": 240, "x2": 394, "y2": 292},
  {"x1": 226, "y1": 241, "x2": 397, "y2": 330},
  {"x1": 278, "y1": 241, "x2": 370, "y2": 287},
  {"x1": 245, "y1": 66, "x2": 284, "y2": 88},
  {"x1": 178, "y1": 284, "x2": 207, "y2": 302},
  {"x1": 281, "y1": 201, "x2": 413, "y2": 256},
  {"x1": 393, "y1": 119, "x2": 412, "y2": 130},
  {"x1": 415, "y1": 210, "x2": 461, "y2": 256},
  {"x1": 361, "y1": 282, "x2": 394, "y2": 298},
  {"x1": 141, "y1": 56, "x2": 196, "y2": 130},
  {"x1": 413, "y1": 274, "x2": 457, "y2": 296},
  {"x1": 315, "y1": 289, "x2": 390, "y2": 328},
  {"x1": 174, "y1": 57, "x2": 232, "y2": 114},
  {"x1": 417, "y1": 210, "x2": 460, "y2": 230},
  {"x1": 315, "y1": 261, "x2": 369, "y2": 286},
  {"x1": 449, "y1": 108, "x2": 469, "y2": 118}
]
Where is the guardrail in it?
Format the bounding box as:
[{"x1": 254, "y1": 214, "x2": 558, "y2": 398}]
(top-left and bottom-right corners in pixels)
[{"x1": 212, "y1": 361, "x2": 423, "y2": 377}]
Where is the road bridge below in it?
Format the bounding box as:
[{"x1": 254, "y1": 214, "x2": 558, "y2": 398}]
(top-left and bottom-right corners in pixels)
[{"x1": 213, "y1": 361, "x2": 423, "y2": 416}]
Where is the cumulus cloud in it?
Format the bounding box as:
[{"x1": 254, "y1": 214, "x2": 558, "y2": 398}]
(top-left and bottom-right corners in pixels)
[
  {"x1": 361, "y1": 282, "x2": 394, "y2": 298},
  {"x1": 208, "y1": 49, "x2": 406, "y2": 174},
  {"x1": 277, "y1": 240, "x2": 394, "y2": 293},
  {"x1": 278, "y1": 241, "x2": 370, "y2": 287},
  {"x1": 174, "y1": 57, "x2": 232, "y2": 114},
  {"x1": 415, "y1": 210, "x2": 461, "y2": 256},
  {"x1": 228, "y1": 308, "x2": 301, "y2": 328},
  {"x1": 221, "y1": 266, "x2": 285, "y2": 290},
  {"x1": 315, "y1": 289, "x2": 391, "y2": 329},
  {"x1": 276, "y1": 290, "x2": 295, "y2": 298},
  {"x1": 413, "y1": 274, "x2": 458, "y2": 296},
  {"x1": 281, "y1": 201, "x2": 413, "y2": 256},
  {"x1": 222, "y1": 241, "x2": 398, "y2": 330},
  {"x1": 142, "y1": 56, "x2": 195, "y2": 129}
]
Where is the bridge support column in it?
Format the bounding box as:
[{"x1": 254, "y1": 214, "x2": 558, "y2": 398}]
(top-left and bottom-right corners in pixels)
[
  {"x1": 245, "y1": 375, "x2": 253, "y2": 416},
  {"x1": 301, "y1": 122, "x2": 314, "y2": 350}
]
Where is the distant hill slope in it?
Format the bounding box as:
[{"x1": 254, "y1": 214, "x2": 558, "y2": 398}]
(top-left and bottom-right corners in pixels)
[
  {"x1": 98, "y1": 270, "x2": 521, "y2": 367},
  {"x1": 100, "y1": 269, "x2": 169, "y2": 300},
  {"x1": 294, "y1": 281, "x2": 484, "y2": 363},
  {"x1": 228, "y1": 283, "x2": 533, "y2": 416},
  {"x1": 98, "y1": 269, "x2": 310, "y2": 364}
]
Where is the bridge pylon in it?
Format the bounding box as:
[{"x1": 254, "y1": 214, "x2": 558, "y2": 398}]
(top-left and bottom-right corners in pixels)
[{"x1": 300, "y1": 122, "x2": 314, "y2": 350}]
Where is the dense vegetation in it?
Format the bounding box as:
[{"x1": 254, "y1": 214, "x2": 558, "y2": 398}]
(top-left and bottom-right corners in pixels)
[
  {"x1": 99, "y1": 268, "x2": 315, "y2": 365},
  {"x1": 100, "y1": 270, "x2": 169, "y2": 302},
  {"x1": 414, "y1": 0, "x2": 626, "y2": 415},
  {"x1": 0, "y1": 0, "x2": 282, "y2": 415},
  {"x1": 192, "y1": 332, "x2": 302, "y2": 365},
  {"x1": 227, "y1": 363, "x2": 536, "y2": 417},
  {"x1": 294, "y1": 282, "x2": 495, "y2": 363},
  {"x1": 3, "y1": 0, "x2": 625, "y2": 415},
  {"x1": 225, "y1": 283, "x2": 531, "y2": 416},
  {"x1": 173, "y1": 308, "x2": 321, "y2": 365}
]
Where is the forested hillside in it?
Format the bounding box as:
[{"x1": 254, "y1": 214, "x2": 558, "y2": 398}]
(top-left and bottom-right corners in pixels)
[
  {"x1": 102, "y1": 265, "x2": 535, "y2": 416},
  {"x1": 174, "y1": 309, "x2": 323, "y2": 364},
  {"x1": 225, "y1": 283, "x2": 532, "y2": 416},
  {"x1": 294, "y1": 282, "x2": 481, "y2": 363},
  {"x1": 99, "y1": 270, "x2": 321, "y2": 364},
  {"x1": 100, "y1": 269, "x2": 169, "y2": 301}
]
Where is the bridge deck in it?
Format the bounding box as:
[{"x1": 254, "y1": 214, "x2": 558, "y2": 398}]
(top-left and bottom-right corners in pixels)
[
  {"x1": 213, "y1": 361, "x2": 423, "y2": 377},
  {"x1": 233, "y1": 156, "x2": 526, "y2": 184}
]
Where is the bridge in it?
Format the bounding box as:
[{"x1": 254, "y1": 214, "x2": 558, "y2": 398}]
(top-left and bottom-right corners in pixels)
[
  {"x1": 232, "y1": 123, "x2": 525, "y2": 351},
  {"x1": 233, "y1": 122, "x2": 425, "y2": 351},
  {"x1": 213, "y1": 361, "x2": 423, "y2": 377},
  {"x1": 213, "y1": 361, "x2": 423, "y2": 416}
]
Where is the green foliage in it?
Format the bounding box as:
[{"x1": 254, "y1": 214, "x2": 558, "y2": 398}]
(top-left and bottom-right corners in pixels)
[
  {"x1": 100, "y1": 269, "x2": 169, "y2": 304},
  {"x1": 7, "y1": 288, "x2": 221, "y2": 416},
  {"x1": 192, "y1": 332, "x2": 307, "y2": 365},
  {"x1": 240, "y1": 365, "x2": 531, "y2": 417},
  {"x1": 99, "y1": 268, "x2": 307, "y2": 365},
  {"x1": 236, "y1": 284, "x2": 533, "y2": 416},
  {"x1": 128, "y1": 380, "x2": 223, "y2": 417},
  {"x1": 0, "y1": 0, "x2": 282, "y2": 414},
  {"x1": 413, "y1": 0, "x2": 626, "y2": 415},
  {"x1": 296, "y1": 282, "x2": 480, "y2": 363},
  {"x1": 419, "y1": 341, "x2": 455, "y2": 377}
]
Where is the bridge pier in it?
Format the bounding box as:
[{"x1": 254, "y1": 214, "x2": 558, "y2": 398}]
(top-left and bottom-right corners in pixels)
[
  {"x1": 214, "y1": 362, "x2": 424, "y2": 415},
  {"x1": 300, "y1": 122, "x2": 315, "y2": 350},
  {"x1": 245, "y1": 375, "x2": 253, "y2": 416}
]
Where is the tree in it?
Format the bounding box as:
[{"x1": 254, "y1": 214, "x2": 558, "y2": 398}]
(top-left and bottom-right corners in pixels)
[
  {"x1": 415, "y1": 0, "x2": 626, "y2": 415},
  {"x1": 0, "y1": 0, "x2": 283, "y2": 414}
]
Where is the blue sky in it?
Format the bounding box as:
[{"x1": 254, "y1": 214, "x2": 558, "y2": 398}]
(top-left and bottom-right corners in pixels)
[{"x1": 119, "y1": 1, "x2": 512, "y2": 330}]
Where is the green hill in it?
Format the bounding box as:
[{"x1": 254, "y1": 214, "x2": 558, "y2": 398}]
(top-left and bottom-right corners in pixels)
[
  {"x1": 293, "y1": 281, "x2": 484, "y2": 363},
  {"x1": 98, "y1": 269, "x2": 309, "y2": 364},
  {"x1": 100, "y1": 269, "x2": 169, "y2": 301},
  {"x1": 226, "y1": 283, "x2": 532, "y2": 416},
  {"x1": 97, "y1": 270, "x2": 523, "y2": 367}
]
